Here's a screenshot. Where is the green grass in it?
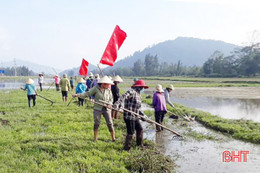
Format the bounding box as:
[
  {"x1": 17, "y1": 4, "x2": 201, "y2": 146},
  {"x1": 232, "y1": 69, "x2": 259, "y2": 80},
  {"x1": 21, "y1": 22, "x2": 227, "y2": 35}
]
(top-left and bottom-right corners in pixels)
[
  {"x1": 0, "y1": 89, "x2": 175, "y2": 173},
  {"x1": 142, "y1": 95, "x2": 260, "y2": 144},
  {"x1": 122, "y1": 76, "x2": 260, "y2": 87}
]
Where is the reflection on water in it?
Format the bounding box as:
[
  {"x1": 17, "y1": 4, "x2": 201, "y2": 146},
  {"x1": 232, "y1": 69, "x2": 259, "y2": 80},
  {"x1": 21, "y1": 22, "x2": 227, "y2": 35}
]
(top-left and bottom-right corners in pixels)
[
  {"x1": 0, "y1": 78, "x2": 53, "y2": 90},
  {"x1": 144, "y1": 90, "x2": 260, "y2": 122},
  {"x1": 174, "y1": 97, "x2": 260, "y2": 122}
]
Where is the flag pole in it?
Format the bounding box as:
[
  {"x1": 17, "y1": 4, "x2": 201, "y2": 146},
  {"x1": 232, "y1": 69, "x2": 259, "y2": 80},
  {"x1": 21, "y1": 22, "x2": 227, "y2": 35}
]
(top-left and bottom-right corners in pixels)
[{"x1": 97, "y1": 63, "x2": 105, "y2": 77}]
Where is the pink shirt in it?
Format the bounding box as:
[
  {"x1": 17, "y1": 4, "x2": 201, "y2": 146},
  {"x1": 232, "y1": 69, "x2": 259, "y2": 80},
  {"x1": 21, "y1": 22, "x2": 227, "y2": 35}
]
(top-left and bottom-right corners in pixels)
[{"x1": 54, "y1": 76, "x2": 60, "y2": 84}]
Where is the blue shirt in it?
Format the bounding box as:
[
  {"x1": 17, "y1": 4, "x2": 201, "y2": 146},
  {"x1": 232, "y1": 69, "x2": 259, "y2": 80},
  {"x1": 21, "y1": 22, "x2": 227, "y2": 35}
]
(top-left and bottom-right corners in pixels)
[
  {"x1": 76, "y1": 83, "x2": 86, "y2": 94},
  {"x1": 24, "y1": 84, "x2": 36, "y2": 95}
]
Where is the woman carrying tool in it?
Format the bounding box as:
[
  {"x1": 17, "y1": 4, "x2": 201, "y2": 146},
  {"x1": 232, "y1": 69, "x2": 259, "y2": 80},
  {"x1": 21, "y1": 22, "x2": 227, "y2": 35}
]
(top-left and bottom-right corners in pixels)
[
  {"x1": 59, "y1": 74, "x2": 71, "y2": 102},
  {"x1": 164, "y1": 84, "x2": 175, "y2": 107},
  {"x1": 75, "y1": 78, "x2": 86, "y2": 106},
  {"x1": 113, "y1": 79, "x2": 149, "y2": 151},
  {"x1": 21, "y1": 78, "x2": 38, "y2": 108},
  {"x1": 53, "y1": 74, "x2": 60, "y2": 91},
  {"x1": 153, "y1": 84, "x2": 167, "y2": 132},
  {"x1": 111, "y1": 75, "x2": 123, "y2": 119},
  {"x1": 73, "y1": 76, "x2": 116, "y2": 142}
]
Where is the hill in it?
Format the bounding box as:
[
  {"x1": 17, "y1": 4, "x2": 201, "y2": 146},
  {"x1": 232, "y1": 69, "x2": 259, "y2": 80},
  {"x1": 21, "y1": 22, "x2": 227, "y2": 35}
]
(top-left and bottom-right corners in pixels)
[
  {"x1": 1, "y1": 59, "x2": 62, "y2": 75},
  {"x1": 112, "y1": 37, "x2": 238, "y2": 68}
]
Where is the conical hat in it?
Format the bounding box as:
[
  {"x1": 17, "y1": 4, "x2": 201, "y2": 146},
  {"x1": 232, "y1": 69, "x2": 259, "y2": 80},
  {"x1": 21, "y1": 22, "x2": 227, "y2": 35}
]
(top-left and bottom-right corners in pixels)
[
  {"x1": 98, "y1": 76, "x2": 114, "y2": 85},
  {"x1": 78, "y1": 78, "x2": 86, "y2": 83},
  {"x1": 26, "y1": 78, "x2": 34, "y2": 84},
  {"x1": 156, "y1": 84, "x2": 164, "y2": 93},
  {"x1": 112, "y1": 75, "x2": 123, "y2": 82},
  {"x1": 166, "y1": 84, "x2": 174, "y2": 90}
]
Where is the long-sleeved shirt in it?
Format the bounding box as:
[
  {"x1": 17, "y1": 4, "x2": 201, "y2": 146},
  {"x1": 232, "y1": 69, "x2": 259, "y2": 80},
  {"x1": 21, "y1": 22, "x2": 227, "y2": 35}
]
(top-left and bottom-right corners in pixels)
[
  {"x1": 111, "y1": 83, "x2": 120, "y2": 104},
  {"x1": 114, "y1": 88, "x2": 142, "y2": 120},
  {"x1": 53, "y1": 76, "x2": 60, "y2": 84},
  {"x1": 78, "y1": 86, "x2": 113, "y2": 111},
  {"x1": 164, "y1": 89, "x2": 174, "y2": 107},
  {"x1": 38, "y1": 76, "x2": 44, "y2": 84},
  {"x1": 153, "y1": 92, "x2": 167, "y2": 112},
  {"x1": 24, "y1": 84, "x2": 36, "y2": 95},
  {"x1": 59, "y1": 77, "x2": 71, "y2": 91},
  {"x1": 76, "y1": 83, "x2": 86, "y2": 94}
]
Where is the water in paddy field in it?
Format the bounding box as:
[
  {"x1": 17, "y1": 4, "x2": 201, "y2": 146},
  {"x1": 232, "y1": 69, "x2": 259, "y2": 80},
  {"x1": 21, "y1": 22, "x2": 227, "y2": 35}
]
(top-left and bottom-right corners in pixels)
[
  {"x1": 141, "y1": 103, "x2": 260, "y2": 173},
  {"x1": 144, "y1": 87, "x2": 260, "y2": 122},
  {"x1": 143, "y1": 120, "x2": 260, "y2": 173},
  {"x1": 0, "y1": 78, "x2": 54, "y2": 90}
]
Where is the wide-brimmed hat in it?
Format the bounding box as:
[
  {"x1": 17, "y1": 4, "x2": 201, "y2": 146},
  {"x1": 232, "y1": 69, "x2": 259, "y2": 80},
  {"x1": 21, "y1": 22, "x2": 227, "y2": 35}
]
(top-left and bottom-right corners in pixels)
[
  {"x1": 98, "y1": 76, "x2": 114, "y2": 85},
  {"x1": 55, "y1": 74, "x2": 59, "y2": 77},
  {"x1": 132, "y1": 79, "x2": 149, "y2": 89},
  {"x1": 166, "y1": 84, "x2": 174, "y2": 90},
  {"x1": 63, "y1": 74, "x2": 67, "y2": 78},
  {"x1": 39, "y1": 73, "x2": 43, "y2": 76},
  {"x1": 95, "y1": 74, "x2": 100, "y2": 79},
  {"x1": 89, "y1": 72, "x2": 94, "y2": 77},
  {"x1": 78, "y1": 78, "x2": 86, "y2": 83},
  {"x1": 26, "y1": 78, "x2": 34, "y2": 84},
  {"x1": 156, "y1": 84, "x2": 164, "y2": 93},
  {"x1": 112, "y1": 75, "x2": 123, "y2": 82}
]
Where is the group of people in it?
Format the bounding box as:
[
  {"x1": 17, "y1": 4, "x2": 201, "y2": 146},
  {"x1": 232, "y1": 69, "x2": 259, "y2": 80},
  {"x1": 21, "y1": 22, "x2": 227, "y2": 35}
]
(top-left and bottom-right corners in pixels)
[{"x1": 22, "y1": 72, "x2": 175, "y2": 151}]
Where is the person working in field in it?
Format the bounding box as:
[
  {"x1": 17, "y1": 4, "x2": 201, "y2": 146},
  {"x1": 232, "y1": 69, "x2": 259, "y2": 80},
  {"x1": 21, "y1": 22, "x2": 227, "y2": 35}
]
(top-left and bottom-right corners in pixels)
[
  {"x1": 38, "y1": 73, "x2": 44, "y2": 91},
  {"x1": 59, "y1": 74, "x2": 71, "y2": 102},
  {"x1": 53, "y1": 74, "x2": 60, "y2": 91},
  {"x1": 153, "y1": 84, "x2": 167, "y2": 132},
  {"x1": 73, "y1": 76, "x2": 116, "y2": 142},
  {"x1": 70, "y1": 77, "x2": 74, "y2": 90},
  {"x1": 111, "y1": 75, "x2": 123, "y2": 119},
  {"x1": 113, "y1": 79, "x2": 149, "y2": 151},
  {"x1": 164, "y1": 84, "x2": 175, "y2": 107},
  {"x1": 21, "y1": 78, "x2": 38, "y2": 108},
  {"x1": 75, "y1": 78, "x2": 86, "y2": 106}
]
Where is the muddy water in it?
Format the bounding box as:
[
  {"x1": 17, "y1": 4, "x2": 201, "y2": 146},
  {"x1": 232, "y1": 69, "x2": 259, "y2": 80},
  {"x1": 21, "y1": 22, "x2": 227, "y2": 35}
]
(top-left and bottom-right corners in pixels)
[
  {"x1": 141, "y1": 105, "x2": 260, "y2": 173},
  {"x1": 0, "y1": 78, "x2": 54, "y2": 90},
  {"x1": 144, "y1": 87, "x2": 260, "y2": 122}
]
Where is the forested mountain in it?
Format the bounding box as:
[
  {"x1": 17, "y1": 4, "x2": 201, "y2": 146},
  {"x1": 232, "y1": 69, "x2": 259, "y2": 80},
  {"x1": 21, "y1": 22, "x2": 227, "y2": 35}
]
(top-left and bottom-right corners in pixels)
[{"x1": 112, "y1": 37, "x2": 238, "y2": 68}]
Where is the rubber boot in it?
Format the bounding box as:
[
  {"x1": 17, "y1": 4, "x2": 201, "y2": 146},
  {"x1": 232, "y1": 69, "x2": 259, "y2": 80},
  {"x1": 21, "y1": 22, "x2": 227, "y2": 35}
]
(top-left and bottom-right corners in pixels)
[
  {"x1": 136, "y1": 130, "x2": 143, "y2": 147},
  {"x1": 160, "y1": 122, "x2": 164, "y2": 131},
  {"x1": 94, "y1": 130, "x2": 98, "y2": 142},
  {"x1": 156, "y1": 125, "x2": 161, "y2": 132},
  {"x1": 124, "y1": 135, "x2": 133, "y2": 151}
]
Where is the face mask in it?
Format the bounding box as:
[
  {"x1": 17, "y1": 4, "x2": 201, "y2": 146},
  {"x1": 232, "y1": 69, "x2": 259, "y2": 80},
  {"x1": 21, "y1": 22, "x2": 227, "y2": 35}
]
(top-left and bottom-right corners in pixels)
[{"x1": 140, "y1": 88, "x2": 145, "y2": 93}]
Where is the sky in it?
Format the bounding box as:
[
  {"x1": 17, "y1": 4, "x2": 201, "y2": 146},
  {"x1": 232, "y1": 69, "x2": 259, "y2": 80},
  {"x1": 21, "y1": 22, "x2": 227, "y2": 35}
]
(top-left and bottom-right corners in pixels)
[{"x1": 0, "y1": 0, "x2": 260, "y2": 70}]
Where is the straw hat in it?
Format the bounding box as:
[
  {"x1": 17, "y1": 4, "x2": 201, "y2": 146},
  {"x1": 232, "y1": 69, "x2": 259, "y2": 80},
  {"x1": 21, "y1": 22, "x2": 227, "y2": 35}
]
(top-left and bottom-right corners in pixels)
[
  {"x1": 132, "y1": 79, "x2": 149, "y2": 89},
  {"x1": 156, "y1": 84, "x2": 164, "y2": 93},
  {"x1": 26, "y1": 78, "x2": 34, "y2": 84},
  {"x1": 95, "y1": 74, "x2": 100, "y2": 79},
  {"x1": 63, "y1": 74, "x2": 67, "y2": 78},
  {"x1": 55, "y1": 74, "x2": 59, "y2": 77},
  {"x1": 89, "y1": 72, "x2": 94, "y2": 77},
  {"x1": 166, "y1": 84, "x2": 174, "y2": 90},
  {"x1": 98, "y1": 76, "x2": 114, "y2": 85},
  {"x1": 78, "y1": 78, "x2": 86, "y2": 83},
  {"x1": 112, "y1": 75, "x2": 123, "y2": 82}
]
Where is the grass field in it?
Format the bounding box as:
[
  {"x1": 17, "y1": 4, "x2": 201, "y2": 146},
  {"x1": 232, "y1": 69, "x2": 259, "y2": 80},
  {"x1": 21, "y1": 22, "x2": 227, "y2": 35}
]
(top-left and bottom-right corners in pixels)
[{"x1": 0, "y1": 89, "x2": 174, "y2": 173}]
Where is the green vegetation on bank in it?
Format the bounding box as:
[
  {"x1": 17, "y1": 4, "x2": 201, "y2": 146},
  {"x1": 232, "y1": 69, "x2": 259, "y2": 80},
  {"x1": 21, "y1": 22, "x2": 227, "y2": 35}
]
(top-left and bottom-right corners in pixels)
[
  {"x1": 142, "y1": 96, "x2": 260, "y2": 144},
  {"x1": 122, "y1": 76, "x2": 260, "y2": 88},
  {"x1": 0, "y1": 90, "x2": 175, "y2": 173}
]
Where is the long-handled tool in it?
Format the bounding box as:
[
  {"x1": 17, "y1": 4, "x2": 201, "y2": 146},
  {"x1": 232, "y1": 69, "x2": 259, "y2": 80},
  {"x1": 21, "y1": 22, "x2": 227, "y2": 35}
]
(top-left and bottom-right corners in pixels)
[
  {"x1": 38, "y1": 95, "x2": 54, "y2": 105},
  {"x1": 46, "y1": 82, "x2": 54, "y2": 92},
  {"x1": 67, "y1": 90, "x2": 77, "y2": 106},
  {"x1": 96, "y1": 100, "x2": 183, "y2": 137},
  {"x1": 168, "y1": 109, "x2": 194, "y2": 121}
]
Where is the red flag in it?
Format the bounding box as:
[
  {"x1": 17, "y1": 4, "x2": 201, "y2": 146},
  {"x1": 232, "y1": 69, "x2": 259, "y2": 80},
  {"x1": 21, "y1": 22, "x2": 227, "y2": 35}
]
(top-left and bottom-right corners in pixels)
[
  {"x1": 100, "y1": 25, "x2": 127, "y2": 66},
  {"x1": 79, "y1": 58, "x2": 89, "y2": 76}
]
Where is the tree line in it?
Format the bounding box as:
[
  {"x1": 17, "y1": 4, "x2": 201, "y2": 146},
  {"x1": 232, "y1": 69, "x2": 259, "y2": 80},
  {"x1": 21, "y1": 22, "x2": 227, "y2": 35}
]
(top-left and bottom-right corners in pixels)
[
  {"x1": 106, "y1": 44, "x2": 260, "y2": 77},
  {"x1": 0, "y1": 66, "x2": 36, "y2": 76}
]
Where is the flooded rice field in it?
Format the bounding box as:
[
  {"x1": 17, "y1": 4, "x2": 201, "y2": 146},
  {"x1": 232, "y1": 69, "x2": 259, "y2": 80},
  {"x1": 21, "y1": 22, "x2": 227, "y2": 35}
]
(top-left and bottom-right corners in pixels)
[
  {"x1": 145, "y1": 87, "x2": 260, "y2": 122},
  {"x1": 141, "y1": 105, "x2": 260, "y2": 173}
]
